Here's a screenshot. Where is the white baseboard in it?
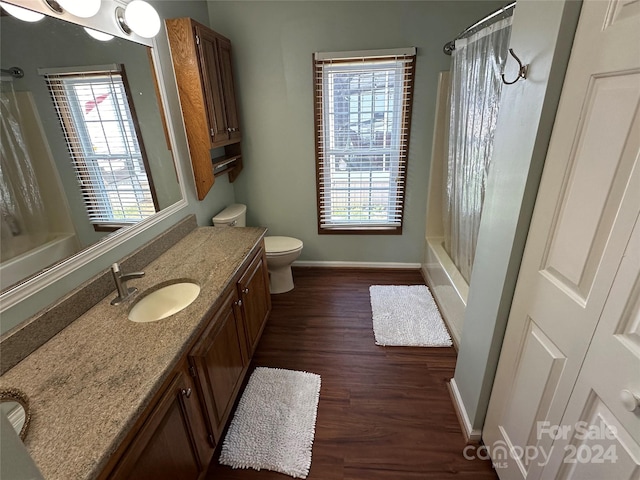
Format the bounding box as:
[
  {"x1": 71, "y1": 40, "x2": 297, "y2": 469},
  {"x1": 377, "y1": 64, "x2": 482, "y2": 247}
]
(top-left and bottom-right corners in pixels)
[
  {"x1": 448, "y1": 378, "x2": 482, "y2": 443},
  {"x1": 293, "y1": 260, "x2": 422, "y2": 269}
]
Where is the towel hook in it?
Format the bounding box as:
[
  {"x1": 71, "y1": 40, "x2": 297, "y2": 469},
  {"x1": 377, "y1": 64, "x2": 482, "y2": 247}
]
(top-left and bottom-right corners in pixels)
[{"x1": 502, "y1": 48, "x2": 528, "y2": 85}]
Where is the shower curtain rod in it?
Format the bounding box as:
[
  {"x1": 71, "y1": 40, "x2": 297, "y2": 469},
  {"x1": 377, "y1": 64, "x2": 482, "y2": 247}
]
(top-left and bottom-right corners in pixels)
[
  {"x1": 443, "y1": 1, "x2": 516, "y2": 55},
  {"x1": 1, "y1": 67, "x2": 24, "y2": 78}
]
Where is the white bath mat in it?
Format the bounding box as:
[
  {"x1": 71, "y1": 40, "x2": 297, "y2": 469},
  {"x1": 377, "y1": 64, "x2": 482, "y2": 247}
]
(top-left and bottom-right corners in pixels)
[
  {"x1": 369, "y1": 285, "x2": 452, "y2": 347},
  {"x1": 219, "y1": 367, "x2": 321, "y2": 479}
]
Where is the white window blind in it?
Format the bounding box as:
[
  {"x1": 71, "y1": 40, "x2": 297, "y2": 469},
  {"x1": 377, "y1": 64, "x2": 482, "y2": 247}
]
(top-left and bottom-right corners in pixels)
[
  {"x1": 42, "y1": 65, "x2": 157, "y2": 228},
  {"x1": 313, "y1": 48, "x2": 416, "y2": 233}
]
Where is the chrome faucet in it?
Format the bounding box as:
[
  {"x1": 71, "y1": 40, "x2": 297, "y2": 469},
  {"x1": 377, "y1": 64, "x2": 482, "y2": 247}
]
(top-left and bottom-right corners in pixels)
[{"x1": 110, "y1": 263, "x2": 145, "y2": 305}]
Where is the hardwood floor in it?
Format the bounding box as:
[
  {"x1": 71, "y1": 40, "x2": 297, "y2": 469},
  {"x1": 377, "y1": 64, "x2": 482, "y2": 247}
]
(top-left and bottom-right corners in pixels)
[{"x1": 206, "y1": 268, "x2": 498, "y2": 480}]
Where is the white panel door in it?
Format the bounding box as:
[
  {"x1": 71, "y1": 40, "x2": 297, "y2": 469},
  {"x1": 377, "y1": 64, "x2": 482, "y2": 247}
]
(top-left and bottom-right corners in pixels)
[
  {"x1": 540, "y1": 209, "x2": 640, "y2": 479},
  {"x1": 483, "y1": 1, "x2": 640, "y2": 479}
]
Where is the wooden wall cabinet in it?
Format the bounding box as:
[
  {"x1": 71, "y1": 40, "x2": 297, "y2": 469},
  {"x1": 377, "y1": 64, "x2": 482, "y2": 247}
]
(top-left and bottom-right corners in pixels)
[
  {"x1": 166, "y1": 17, "x2": 243, "y2": 200},
  {"x1": 102, "y1": 242, "x2": 271, "y2": 479}
]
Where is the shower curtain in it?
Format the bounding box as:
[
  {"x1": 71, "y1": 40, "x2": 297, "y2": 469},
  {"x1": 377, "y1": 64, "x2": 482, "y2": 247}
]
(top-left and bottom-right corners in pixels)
[
  {"x1": 0, "y1": 78, "x2": 47, "y2": 262},
  {"x1": 444, "y1": 17, "x2": 512, "y2": 283}
]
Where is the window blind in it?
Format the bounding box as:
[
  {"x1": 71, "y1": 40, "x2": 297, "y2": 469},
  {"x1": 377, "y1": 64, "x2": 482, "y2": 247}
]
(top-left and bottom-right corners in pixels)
[
  {"x1": 313, "y1": 48, "x2": 416, "y2": 233},
  {"x1": 43, "y1": 65, "x2": 157, "y2": 228}
]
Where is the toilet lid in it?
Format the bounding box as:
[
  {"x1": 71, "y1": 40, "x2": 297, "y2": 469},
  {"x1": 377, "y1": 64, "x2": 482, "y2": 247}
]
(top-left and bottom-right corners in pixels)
[
  {"x1": 212, "y1": 203, "x2": 246, "y2": 223},
  {"x1": 264, "y1": 236, "x2": 303, "y2": 255}
]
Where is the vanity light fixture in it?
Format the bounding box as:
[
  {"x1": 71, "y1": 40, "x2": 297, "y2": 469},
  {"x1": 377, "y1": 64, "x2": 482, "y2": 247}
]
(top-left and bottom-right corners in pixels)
[
  {"x1": 42, "y1": 0, "x2": 63, "y2": 14},
  {"x1": 114, "y1": 6, "x2": 131, "y2": 34},
  {"x1": 116, "y1": 0, "x2": 160, "y2": 39},
  {"x1": 84, "y1": 27, "x2": 114, "y2": 41},
  {"x1": 0, "y1": 2, "x2": 45, "y2": 22},
  {"x1": 54, "y1": 0, "x2": 101, "y2": 18}
]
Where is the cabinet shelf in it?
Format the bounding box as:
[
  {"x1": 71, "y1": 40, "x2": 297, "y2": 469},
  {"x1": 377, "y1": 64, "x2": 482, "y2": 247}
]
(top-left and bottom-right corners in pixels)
[
  {"x1": 212, "y1": 153, "x2": 241, "y2": 177},
  {"x1": 212, "y1": 141, "x2": 242, "y2": 180}
]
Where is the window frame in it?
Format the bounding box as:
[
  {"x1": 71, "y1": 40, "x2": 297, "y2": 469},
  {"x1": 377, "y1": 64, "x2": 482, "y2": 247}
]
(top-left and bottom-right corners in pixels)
[
  {"x1": 44, "y1": 65, "x2": 159, "y2": 232},
  {"x1": 313, "y1": 49, "x2": 416, "y2": 235}
]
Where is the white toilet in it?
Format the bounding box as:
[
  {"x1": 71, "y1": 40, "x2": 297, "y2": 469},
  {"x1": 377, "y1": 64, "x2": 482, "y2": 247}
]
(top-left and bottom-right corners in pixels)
[{"x1": 212, "y1": 204, "x2": 303, "y2": 294}]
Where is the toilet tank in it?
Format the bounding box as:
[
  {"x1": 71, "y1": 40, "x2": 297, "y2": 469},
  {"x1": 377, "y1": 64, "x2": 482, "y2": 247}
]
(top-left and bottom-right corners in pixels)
[{"x1": 212, "y1": 203, "x2": 246, "y2": 227}]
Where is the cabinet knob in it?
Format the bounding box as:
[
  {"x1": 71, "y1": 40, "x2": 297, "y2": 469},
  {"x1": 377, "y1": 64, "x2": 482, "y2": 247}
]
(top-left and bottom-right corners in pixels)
[
  {"x1": 181, "y1": 388, "x2": 192, "y2": 398},
  {"x1": 243, "y1": 287, "x2": 249, "y2": 294},
  {"x1": 620, "y1": 389, "x2": 640, "y2": 412},
  {"x1": 235, "y1": 299, "x2": 243, "y2": 307}
]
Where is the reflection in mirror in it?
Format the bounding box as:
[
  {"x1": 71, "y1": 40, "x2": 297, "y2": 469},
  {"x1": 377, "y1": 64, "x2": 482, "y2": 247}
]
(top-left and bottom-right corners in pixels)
[
  {"x1": 0, "y1": 12, "x2": 182, "y2": 292},
  {"x1": 0, "y1": 387, "x2": 31, "y2": 440}
]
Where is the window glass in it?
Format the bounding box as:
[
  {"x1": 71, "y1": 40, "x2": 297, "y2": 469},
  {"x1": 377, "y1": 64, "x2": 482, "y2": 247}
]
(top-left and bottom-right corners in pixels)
[
  {"x1": 45, "y1": 69, "x2": 157, "y2": 229},
  {"x1": 314, "y1": 52, "x2": 415, "y2": 233}
]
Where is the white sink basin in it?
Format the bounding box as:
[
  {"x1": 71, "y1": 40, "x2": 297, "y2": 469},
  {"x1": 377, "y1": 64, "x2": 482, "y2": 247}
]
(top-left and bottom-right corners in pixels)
[{"x1": 129, "y1": 282, "x2": 200, "y2": 323}]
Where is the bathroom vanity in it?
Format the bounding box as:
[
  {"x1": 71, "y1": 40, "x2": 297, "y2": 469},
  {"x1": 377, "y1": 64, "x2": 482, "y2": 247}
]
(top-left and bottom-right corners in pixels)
[{"x1": 0, "y1": 226, "x2": 271, "y2": 480}]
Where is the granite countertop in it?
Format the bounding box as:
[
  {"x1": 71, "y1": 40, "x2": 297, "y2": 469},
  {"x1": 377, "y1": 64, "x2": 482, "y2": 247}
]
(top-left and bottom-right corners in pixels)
[{"x1": 0, "y1": 226, "x2": 267, "y2": 480}]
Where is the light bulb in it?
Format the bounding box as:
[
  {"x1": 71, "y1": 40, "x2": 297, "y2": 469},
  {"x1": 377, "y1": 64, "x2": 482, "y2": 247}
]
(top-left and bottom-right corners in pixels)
[
  {"x1": 124, "y1": 0, "x2": 160, "y2": 38},
  {"x1": 0, "y1": 2, "x2": 45, "y2": 22},
  {"x1": 57, "y1": 0, "x2": 101, "y2": 18},
  {"x1": 84, "y1": 27, "x2": 114, "y2": 42}
]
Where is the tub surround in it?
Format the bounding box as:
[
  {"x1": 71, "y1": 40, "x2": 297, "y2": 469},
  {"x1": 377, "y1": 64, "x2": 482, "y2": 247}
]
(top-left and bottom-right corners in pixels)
[
  {"x1": 423, "y1": 237, "x2": 468, "y2": 347},
  {"x1": 422, "y1": 71, "x2": 467, "y2": 347},
  {"x1": 0, "y1": 225, "x2": 267, "y2": 479},
  {"x1": 0, "y1": 233, "x2": 79, "y2": 292}
]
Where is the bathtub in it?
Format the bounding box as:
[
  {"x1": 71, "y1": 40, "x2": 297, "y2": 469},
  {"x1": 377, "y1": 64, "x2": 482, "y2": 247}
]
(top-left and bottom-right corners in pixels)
[
  {"x1": 423, "y1": 237, "x2": 468, "y2": 347},
  {"x1": 0, "y1": 234, "x2": 79, "y2": 291},
  {"x1": 422, "y1": 71, "x2": 468, "y2": 346}
]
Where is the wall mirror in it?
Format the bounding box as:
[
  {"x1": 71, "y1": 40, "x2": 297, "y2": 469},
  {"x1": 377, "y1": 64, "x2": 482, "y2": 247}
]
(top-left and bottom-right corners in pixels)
[
  {"x1": 0, "y1": 2, "x2": 186, "y2": 310},
  {"x1": 0, "y1": 387, "x2": 31, "y2": 440}
]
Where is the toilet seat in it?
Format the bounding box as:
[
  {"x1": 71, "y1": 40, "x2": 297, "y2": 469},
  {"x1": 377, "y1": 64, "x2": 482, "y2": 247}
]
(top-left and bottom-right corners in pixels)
[{"x1": 264, "y1": 236, "x2": 303, "y2": 256}]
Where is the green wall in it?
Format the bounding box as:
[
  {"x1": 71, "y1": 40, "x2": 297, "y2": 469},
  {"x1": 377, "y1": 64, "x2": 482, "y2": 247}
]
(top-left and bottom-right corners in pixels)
[{"x1": 206, "y1": 0, "x2": 504, "y2": 264}]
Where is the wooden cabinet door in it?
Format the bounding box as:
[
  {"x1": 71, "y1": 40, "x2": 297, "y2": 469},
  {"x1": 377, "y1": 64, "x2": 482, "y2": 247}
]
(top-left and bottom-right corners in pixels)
[
  {"x1": 195, "y1": 25, "x2": 228, "y2": 146},
  {"x1": 217, "y1": 36, "x2": 241, "y2": 143},
  {"x1": 166, "y1": 18, "x2": 243, "y2": 197},
  {"x1": 190, "y1": 288, "x2": 248, "y2": 440},
  {"x1": 239, "y1": 249, "x2": 271, "y2": 356},
  {"x1": 165, "y1": 17, "x2": 215, "y2": 199},
  {"x1": 109, "y1": 368, "x2": 212, "y2": 480}
]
